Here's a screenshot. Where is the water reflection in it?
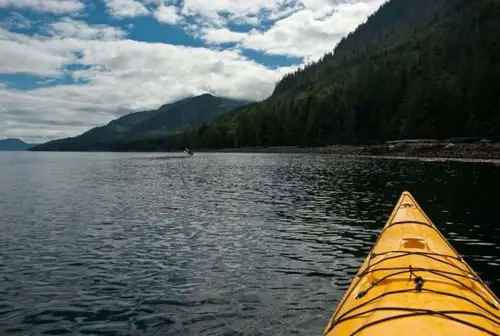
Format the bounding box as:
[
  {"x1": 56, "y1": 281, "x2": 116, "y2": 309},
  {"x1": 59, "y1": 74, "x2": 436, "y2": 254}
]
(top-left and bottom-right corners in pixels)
[{"x1": 0, "y1": 152, "x2": 498, "y2": 335}]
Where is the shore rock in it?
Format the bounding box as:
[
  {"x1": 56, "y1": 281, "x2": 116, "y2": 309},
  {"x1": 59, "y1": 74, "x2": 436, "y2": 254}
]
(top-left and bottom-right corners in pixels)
[{"x1": 212, "y1": 142, "x2": 500, "y2": 159}]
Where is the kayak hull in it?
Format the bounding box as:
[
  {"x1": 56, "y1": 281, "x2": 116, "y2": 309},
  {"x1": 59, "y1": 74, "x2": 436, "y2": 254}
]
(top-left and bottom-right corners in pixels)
[{"x1": 323, "y1": 192, "x2": 500, "y2": 335}]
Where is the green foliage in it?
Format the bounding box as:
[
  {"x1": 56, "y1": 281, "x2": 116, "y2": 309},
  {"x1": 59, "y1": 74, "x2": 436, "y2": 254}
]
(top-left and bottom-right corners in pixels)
[
  {"x1": 149, "y1": 0, "x2": 499, "y2": 151},
  {"x1": 34, "y1": 0, "x2": 500, "y2": 152},
  {"x1": 31, "y1": 94, "x2": 250, "y2": 151}
]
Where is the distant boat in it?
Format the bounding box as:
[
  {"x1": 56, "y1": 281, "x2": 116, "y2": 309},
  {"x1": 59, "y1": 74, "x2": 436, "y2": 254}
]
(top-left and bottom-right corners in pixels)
[{"x1": 183, "y1": 148, "x2": 194, "y2": 156}]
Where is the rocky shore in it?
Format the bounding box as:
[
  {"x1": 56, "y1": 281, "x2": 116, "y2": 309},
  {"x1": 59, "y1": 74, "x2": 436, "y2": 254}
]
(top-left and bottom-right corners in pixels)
[{"x1": 212, "y1": 141, "x2": 500, "y2": 160}]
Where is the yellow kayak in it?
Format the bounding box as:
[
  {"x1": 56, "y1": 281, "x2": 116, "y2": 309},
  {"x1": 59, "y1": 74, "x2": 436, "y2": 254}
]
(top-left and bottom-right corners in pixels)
[{"x1": 323, "y1": 191, "x2": 500, "y2": 335}]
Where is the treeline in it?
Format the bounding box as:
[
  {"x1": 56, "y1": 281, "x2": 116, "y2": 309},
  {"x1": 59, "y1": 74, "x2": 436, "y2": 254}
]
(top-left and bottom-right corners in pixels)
[
  {"x1": 113, "y1": 0, "x2": 500, "y2": 151},
  {"x1": 30, "y1": 94, "x2": 249, "y2": 151}
]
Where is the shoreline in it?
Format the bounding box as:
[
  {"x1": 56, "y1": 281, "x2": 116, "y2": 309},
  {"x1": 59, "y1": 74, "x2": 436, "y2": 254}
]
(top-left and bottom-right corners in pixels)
[
  {"x1": 208, "y1": 142, "x2": 500, "y2": 160},
  {"x1": 27, "y1": 141, "x2": 500, "y2": 162}
]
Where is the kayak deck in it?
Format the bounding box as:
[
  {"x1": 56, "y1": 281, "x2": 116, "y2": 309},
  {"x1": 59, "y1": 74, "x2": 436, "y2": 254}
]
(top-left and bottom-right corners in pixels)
[{"x1": 323, "y1": 191, "x2": 500, "y2": 335}]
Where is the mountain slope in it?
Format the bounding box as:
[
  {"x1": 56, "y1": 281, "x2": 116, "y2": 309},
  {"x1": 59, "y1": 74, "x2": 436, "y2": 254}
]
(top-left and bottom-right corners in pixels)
[
  {"x1": 0, "y1": 138, "x2": 36, "y2": 151},
  {"x1": 126, "y1": 94, "x2": 248, "y2": 137},
  {"x1": 118, "y1": 0, "x2": 500, "y2": 151},
  {"x1": 31, "y1": 94, "x2": 249, "y2": 151}
]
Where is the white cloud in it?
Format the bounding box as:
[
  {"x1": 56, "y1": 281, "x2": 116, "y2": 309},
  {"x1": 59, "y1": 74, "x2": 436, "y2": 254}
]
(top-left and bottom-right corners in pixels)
[
  {"x1": 0, "y1": 0, "x2": 84, "y2": 14},
  {"x1": 47, "y1": 18, "x2": 127, "y2": 40},
  {"x1": 181, "y1": 0, "x2": 289, "y2": 26},
  {"x1": 0, "y1": 21, "x2": 296, "y2": 142},
  {"x1": 201, "y1": 28, "x2": 248, "y2": 44},
  {"x1": 179, "y1": 0, "x2": 341, "y2": 28},
  {"x1": 0, "y1": 0, "x2": 390, "y2": 142},
  {"x1": 0, "y1": 28, "x2": 73, "y2": 76},
  {"x1": 0, "y1": 12, "x2": 33, "y2": 30},
  {"x1": 0, "y1": 19, "x2": 127, "y2": 76},
  {"x1": 231, "y1": 15, "x2": 260, "y2": 26},
  {"x1": 300, "y1": 0, "x2": 335, "y2": 17},
  {"x1": 104, "y1": 0, "x2": 150, "y2": 18},
  {"x1": 266, "y1": 3, "x2": 303, "y2": 21},
  {"x1": 154, "y1": 4, "x2": 181, "y2": 24},
  {"x1": 201, "y1": 0, "x2": 387, "y2": 60},
  {"x1": 0, "y1": 43, "x2": 68, "y2": 76}
]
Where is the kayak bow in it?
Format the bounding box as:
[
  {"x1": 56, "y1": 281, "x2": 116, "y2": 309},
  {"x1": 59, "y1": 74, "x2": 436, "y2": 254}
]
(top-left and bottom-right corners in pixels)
[{"x1": 323, "y1": 191, "x2": 500, "y2": 336}]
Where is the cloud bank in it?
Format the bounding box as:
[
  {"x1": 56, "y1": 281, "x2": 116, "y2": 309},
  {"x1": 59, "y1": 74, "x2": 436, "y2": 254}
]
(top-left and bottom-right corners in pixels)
[{"x1": 0, "y1": 0, "x2": 387, "y2": 142}]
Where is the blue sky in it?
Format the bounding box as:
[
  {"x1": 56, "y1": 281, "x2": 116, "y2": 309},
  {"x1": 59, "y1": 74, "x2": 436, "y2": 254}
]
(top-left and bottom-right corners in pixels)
[{"x1": 0, "y1": 0, "x2": 386, "y2": 142}]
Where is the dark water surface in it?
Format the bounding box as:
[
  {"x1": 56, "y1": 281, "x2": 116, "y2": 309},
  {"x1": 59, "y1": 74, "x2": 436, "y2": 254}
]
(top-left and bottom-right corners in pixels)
[{"x1": 1, "y1": 152, "x2": 499, "y2": 335}]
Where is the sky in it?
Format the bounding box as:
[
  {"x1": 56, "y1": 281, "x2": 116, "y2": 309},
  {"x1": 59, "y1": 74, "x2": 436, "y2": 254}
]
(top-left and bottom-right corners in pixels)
[{"x1": 0, "y1": 0, "x2": 387, "y2": 143}]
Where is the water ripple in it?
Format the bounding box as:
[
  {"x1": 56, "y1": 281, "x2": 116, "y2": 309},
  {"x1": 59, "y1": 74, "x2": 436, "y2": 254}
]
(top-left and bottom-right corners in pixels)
[{"x1": 0, "y1": 152, "x2": 498, "y2": 335}]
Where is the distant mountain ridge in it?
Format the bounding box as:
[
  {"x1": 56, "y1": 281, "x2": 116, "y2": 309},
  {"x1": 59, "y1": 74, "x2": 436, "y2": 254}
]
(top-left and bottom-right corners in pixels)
[
  {"x1": 0, "y1": 138, "x2": 36, "y2": 151},
  {"x1": 115, "y1": 0, "x2": 500, "y2": 151},
  {"x1": 31, "y1": 94, "x2": 250, "y2": 151}
]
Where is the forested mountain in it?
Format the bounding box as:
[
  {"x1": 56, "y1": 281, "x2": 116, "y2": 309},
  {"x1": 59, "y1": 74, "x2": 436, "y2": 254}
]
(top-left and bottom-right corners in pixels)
[
  {"x1": 0, "y1": 138, "x2": 36, "y2": 151},
  {"x1": 31, "y1": 94, "x2": 249, "y2": 151},
  {"x1": 114, "y1": 0, "x2": 500, "y2": 151}
]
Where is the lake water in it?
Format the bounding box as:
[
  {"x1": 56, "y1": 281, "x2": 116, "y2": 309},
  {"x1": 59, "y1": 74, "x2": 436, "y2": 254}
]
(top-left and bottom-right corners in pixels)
[{"x1": 1, "y1": 152, "x2": 499, "y2": 335}]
